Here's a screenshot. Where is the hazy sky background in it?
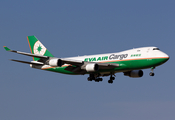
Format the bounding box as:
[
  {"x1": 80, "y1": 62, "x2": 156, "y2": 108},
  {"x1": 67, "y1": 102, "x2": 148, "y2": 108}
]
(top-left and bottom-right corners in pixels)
[{"x1": 1, "y1": 0, "x2": 175, "y2": 120}]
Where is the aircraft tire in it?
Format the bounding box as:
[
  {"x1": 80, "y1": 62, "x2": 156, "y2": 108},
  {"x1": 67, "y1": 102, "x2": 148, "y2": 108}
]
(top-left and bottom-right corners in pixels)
[
  {"x1": 110, "y1": 77, "x2": 115, "y2": 80},
  {"x1": 149, "y1": 72, "x2": 155, "y2": 76},
  {"x1": 99, "y1": 78, "x2": 103, "y2": 81},
  {"x1": 108, "y1": 80, "x2": 113, "y2": 84},
  {"x1": 87, "y1": 77, "x2": 93, "y2": 81}
]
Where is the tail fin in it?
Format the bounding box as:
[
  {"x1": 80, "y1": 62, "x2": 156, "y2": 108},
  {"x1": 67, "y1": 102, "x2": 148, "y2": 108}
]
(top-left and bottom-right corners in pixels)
[{"x1": 27, "y1": 36, "x2": 54, "y2": 61}]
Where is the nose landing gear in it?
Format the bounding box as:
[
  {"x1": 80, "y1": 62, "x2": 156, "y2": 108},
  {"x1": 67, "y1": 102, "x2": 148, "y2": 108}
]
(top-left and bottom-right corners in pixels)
[{"x1": 149, "y1": 67, "x2": 155, "y2": 76}]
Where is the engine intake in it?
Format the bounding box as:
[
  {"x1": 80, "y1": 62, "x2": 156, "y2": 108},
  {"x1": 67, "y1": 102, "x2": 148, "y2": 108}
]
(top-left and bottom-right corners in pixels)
[
  {"x1": 85, "y1": 63, "x2": 99, "y2": 72},
  {"x1": 124, "y1": 70, "x2": 143, "y2": 78},
  {"x1": 48, "y1": 59, "x2": 62, "y2": 67}
]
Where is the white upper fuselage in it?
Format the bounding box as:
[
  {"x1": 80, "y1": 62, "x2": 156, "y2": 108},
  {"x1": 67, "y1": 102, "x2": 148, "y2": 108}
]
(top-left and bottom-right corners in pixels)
[{"x1": 64, "y1": 47, "x2": 169, "y2": 63}]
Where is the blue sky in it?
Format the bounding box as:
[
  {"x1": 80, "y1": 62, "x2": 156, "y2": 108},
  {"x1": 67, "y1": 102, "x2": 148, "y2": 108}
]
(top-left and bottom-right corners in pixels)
[{"x1": 1, "y1": 0, "x2": 175, "y2": 120}]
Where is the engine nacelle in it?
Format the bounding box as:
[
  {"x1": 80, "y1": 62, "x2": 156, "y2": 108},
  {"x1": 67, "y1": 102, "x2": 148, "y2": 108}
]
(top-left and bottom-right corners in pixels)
[
  {"x1": 48, "y1": 59, "x2": 62, "y2": 67},
  {"x1": 85, "y1": 63, "x2": 99, "y2": 72},
  {"x1": 124, "y1": 70, "x2": 143, "y2": 78}
]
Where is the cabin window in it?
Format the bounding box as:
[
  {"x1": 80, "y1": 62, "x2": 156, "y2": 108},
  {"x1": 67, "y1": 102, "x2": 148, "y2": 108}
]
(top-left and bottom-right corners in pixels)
[{"x1": 153, "y1": 48, "x2": 160, "y2": 50}]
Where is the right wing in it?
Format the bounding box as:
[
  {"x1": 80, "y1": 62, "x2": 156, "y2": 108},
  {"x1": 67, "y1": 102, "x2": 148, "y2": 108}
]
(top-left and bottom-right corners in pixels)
[
  {"x1": 61, "y1": 58, "x2": 119, "y2": 68},
  {"x1": 62, "y1": 58, "x2": 119, "y2": 74}
]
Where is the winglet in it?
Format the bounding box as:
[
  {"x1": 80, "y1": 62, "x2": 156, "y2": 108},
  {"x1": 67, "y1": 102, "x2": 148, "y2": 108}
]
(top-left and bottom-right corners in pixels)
[{"x1": 3, "y1": 46, "x2": 11, "y2": 51}]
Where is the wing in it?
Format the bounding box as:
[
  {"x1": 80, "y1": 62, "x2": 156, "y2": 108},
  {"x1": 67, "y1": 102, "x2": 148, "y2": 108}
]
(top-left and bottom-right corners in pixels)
[
  {"x1": 4, "y1": 46, "x2": 48, "y2": 59},
  {"x1": 62, "y1": 58, "x2": 119, "y2": 73},
  {"x1": 61, "y1": 58, "x2": 119, "y2": 68},
  {"x1": 4, "y1": 46, "x2": 119, "y2": 74}
]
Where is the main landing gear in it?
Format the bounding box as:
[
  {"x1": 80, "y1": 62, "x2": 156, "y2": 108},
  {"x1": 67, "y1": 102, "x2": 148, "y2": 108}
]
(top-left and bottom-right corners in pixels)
[
  {"x1": 149, "y1": 67, "x2": 155, "y2": 76},
  {"x1": 87, "y1": 74, "x2": 103, "y2": 82},
  {"x1": 108, "y1": 74, "x2": 115, "y2": 84},
  {"x1": 87, "y1": 73, "x2": 116, "y2": 84}
]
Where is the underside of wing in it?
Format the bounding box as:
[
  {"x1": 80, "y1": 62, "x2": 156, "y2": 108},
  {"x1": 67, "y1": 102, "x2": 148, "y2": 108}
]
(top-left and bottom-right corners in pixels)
[
  {"x1": 61, "y1": 58, "x2": 119, "y2": 69},
  {"x1": 97, "y1": 62, "x2": 119, "y2": 69}
]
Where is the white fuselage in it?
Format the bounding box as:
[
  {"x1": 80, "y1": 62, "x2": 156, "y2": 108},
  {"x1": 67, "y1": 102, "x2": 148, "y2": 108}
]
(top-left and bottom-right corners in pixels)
[{"x1": 64, "y1": 47, "x2": 169, "y2": 63}]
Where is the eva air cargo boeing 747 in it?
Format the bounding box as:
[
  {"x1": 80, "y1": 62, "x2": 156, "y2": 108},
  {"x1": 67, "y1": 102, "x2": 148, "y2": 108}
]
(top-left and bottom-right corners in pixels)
[{"x1": 4, "y1": 36, "x2": 169, "y2": 84}]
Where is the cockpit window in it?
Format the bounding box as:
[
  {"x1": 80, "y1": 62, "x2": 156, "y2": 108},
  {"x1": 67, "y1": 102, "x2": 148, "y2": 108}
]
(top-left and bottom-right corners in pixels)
[{"x1": 153, "y1": 48, "x2": 160, "y2": 50}]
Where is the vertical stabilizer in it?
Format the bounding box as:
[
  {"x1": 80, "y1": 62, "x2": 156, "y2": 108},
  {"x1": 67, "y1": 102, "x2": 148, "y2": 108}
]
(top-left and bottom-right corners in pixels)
[{"x1": 27, "y1": 36, "x2": 54, "y2": 61}]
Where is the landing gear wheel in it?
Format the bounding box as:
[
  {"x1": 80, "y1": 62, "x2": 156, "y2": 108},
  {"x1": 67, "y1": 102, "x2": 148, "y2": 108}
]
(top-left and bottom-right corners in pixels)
[
  {"x1": 87, "y1": 77, "x2": 92, "y2": 81},
  {"x1": 149, "y1": 72, "x2": 155, "y2": 76},
  {"x1": 108, "y1": 80, "x2": 113, "y2": 84},
  {"x1": 95, "y1": 80, "x2": 99, "y2": 82},
  {"x1": 110, "y1": 77, "x2": 115, "y2": 80},
  {"x1": 98, "y1": 78, "x2": 103, "y2": 81},
  {"x1": 94, "y1": 78, "x2": 103, "y2": 82}
]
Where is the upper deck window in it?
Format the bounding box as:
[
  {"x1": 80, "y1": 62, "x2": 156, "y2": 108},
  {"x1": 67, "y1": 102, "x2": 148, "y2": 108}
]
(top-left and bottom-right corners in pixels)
[{"x1": 153, "y1": 48, "x2": 160, "y2": 50}]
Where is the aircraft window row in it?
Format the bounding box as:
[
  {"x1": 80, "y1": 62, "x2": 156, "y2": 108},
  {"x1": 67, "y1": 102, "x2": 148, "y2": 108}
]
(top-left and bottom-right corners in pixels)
[{"x1": 153, "y1": 48, "x2": 160, "y2": 50}]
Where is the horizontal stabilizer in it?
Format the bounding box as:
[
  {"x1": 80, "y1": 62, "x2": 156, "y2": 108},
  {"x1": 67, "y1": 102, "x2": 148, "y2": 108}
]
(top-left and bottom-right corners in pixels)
[{"x1": 10, "y1": 59, "x2": 44, "y2": 65}]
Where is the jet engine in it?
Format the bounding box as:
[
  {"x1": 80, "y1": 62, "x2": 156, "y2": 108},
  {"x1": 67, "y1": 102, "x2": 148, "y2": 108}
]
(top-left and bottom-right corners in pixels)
[
  {"x1": 48, "y1": 58, "x2": 63, "y2": 67},
  {"x1": 124, "y1": 70, "x2": 143, "y2": 78},
  {"x1": 85, "y1": 63, "x2": 99, "y2": 72}
]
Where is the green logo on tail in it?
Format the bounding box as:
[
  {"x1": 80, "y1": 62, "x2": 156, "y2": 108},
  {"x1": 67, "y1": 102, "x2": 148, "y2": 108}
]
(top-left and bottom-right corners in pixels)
[{"x1": 33, "y1": 41, "x2": 46, "y2": 55}]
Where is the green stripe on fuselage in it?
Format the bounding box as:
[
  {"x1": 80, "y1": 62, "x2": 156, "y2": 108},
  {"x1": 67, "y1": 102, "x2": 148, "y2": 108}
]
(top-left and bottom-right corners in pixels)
[{"x1": 43, "y1": 58, "x2": 169, "y2": 75}]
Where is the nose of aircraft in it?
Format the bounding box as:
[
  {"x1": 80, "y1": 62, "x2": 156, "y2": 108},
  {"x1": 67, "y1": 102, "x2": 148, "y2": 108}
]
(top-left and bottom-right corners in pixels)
[
  {"x1": 160, "y1": 51, "x2": 169, "y2": 63},
  {"x1": 162, "y1": 52, "x2": 169, "y2": 58}
]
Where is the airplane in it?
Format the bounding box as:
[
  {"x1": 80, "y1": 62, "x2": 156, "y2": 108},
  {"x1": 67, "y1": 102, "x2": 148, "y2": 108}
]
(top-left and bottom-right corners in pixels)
[{"x1": 4, "y1": 36, "x2": 169, "y2": 84}]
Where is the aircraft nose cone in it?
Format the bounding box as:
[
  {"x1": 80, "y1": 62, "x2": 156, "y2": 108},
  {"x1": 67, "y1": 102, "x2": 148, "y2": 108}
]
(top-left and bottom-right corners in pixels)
[
  {"x1": 164, "y1": 53, "x2": 169, "y2": 59},
  {"x1": 164, "y1": 53, "x2": 169, "y2": 58},
  {"x1": 165, "y1": 56, "x2": 169, "y2": 62},
  {"x1": 162, "y1": 52, "x2": 169, "y2": 63}
]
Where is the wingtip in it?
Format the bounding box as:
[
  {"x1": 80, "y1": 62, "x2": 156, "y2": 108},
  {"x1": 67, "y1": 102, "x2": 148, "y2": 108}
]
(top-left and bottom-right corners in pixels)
[{"x1": 3, "y1": 46, "x2": 11, "y2": 51}]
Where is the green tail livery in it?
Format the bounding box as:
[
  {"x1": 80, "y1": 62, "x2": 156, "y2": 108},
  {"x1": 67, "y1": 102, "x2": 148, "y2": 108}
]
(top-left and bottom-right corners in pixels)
[
  {"x1": 27, "y1": 36, "x2": 54, "y2": 61},
  {"x1": 4, "y1": 35, "x2": 169, "y2": 84}
]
